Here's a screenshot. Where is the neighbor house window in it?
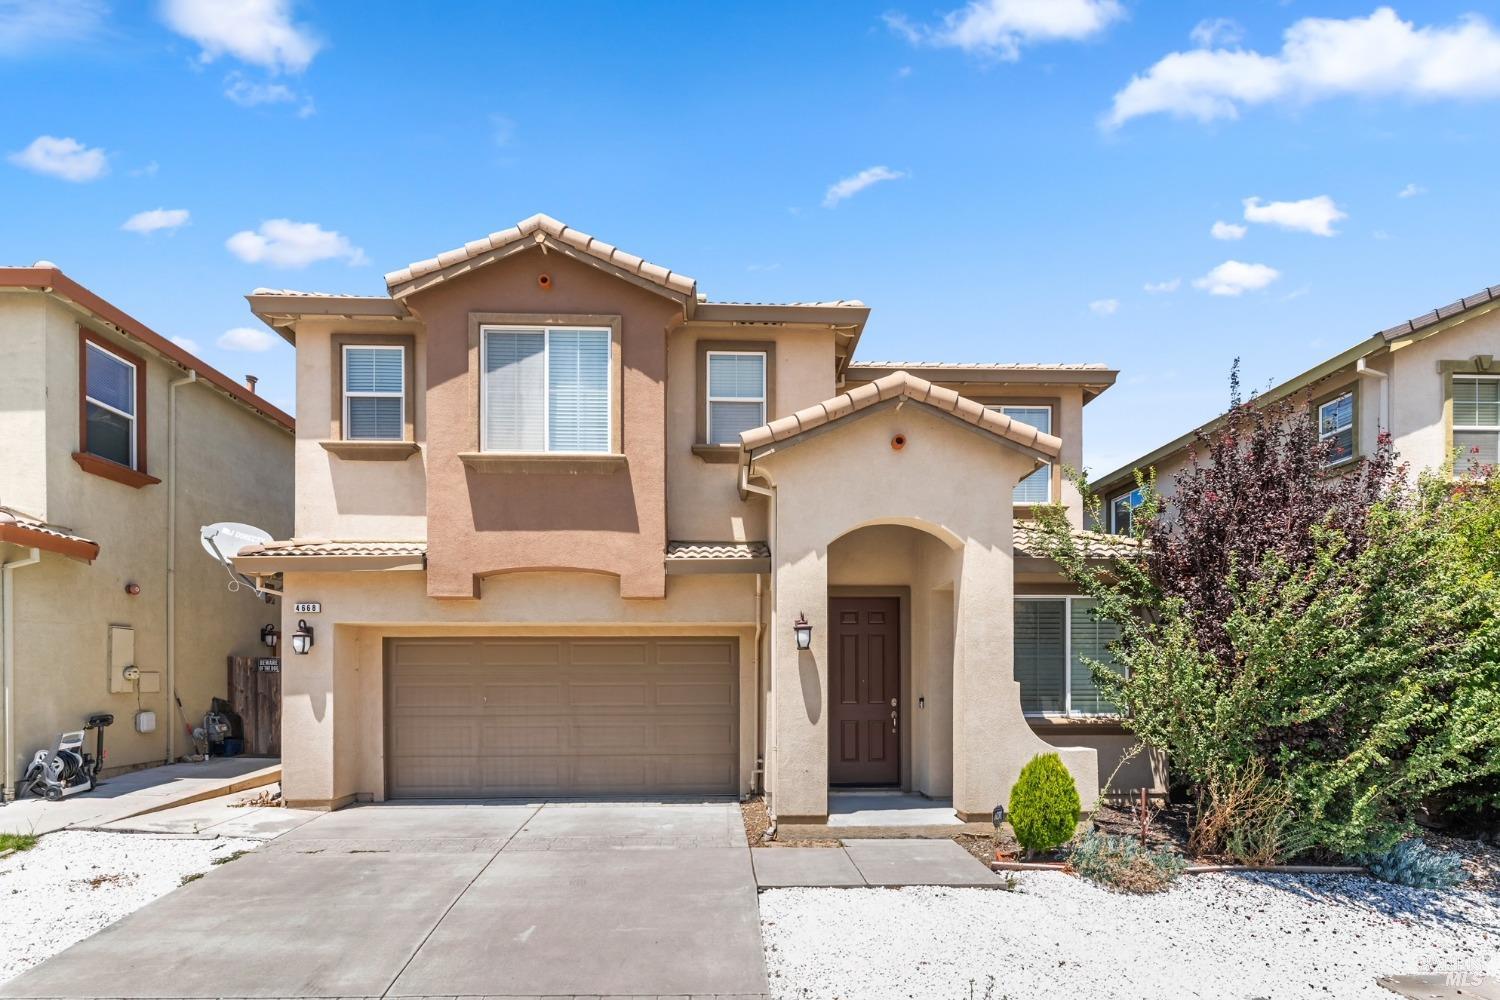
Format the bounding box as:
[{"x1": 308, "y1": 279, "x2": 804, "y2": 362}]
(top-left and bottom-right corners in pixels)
[
  {"x1": 342, "y1": 345, "x2": 405, "y2": 440},
  {"x1": 481, "y1": 326, "x2": 611, "y2": 453},
  {"x1": 706, "y1": 350, "x2": 766, "y2": 445},
  {"x1": 1109, "y1": 488, "x2": 1143, "y2": 536},
  {"x1": 1452, "y1": 375, "x2": 1499, "y2": 471},
  {"x1": 83, "y1": 340, "x2": 139, "y2": 468},
  {"x1": 1317, "y1": 390, "x2": 1355, "y2": 467},
  {"x1": 1014, "y1": 597, "x2": 1123, "y2": 716},
  {"x1": 995, "y1": 405, "x2": 1052, "y2": 503}
]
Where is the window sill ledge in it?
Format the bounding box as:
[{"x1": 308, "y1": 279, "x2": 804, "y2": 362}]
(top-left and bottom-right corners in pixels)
[
  {"x1": 319, "y1": 440, "x2": 420, "y2": 461},
  {"x1": 691, "y1": 444, "x2": 740, "y2": 464},
  {"x1": 458, "y1": 452, "x2": 627, "y2": 475},
  {"x1": 72, "y1": 452, "x2": 160, "y2": 489},
  {"x1": 1026, "y1": 714, "x2": 1130, "y2": 736}
]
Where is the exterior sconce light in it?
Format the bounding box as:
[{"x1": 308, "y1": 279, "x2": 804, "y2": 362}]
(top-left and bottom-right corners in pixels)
[
  {"x1": 290, "y1": 619, "x2": 314, "y2": 655},
  {"x1": 793, "y1": 612, "x2": 813, "y2": 651},
  {"x1": 260, "y1": 624, "x2": 279, "y2": 649}
]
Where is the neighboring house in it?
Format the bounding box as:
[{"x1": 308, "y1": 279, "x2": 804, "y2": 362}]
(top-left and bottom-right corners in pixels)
[
  {"x1": 0, "y1": 267, "x2": 294, "y2": 799},
  {"x1": 1094, "y1": 283, "x2": 1500, "y2": 535},
  {"x1": 235, "y1": 213, "x2": 1150, "y2": 823}
]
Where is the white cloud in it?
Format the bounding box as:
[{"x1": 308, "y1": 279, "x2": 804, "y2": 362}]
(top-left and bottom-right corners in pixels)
[
  {"x1": 7, "y1": 135, "x2": 107, "y2": 181},
  {"x1": 823, "y1": 165, "x2": 906, "y2": 208},
  {"x1": 216, "y1": 326, "x2": 276, "y2": 352},
  {"x1": 1398, "y1": 182, "x2": 1426, "y2": 198},
  {"x1": 160, "y1": 0, "x2": 320, "y2": 73},
  {"x1": 130, "y1": 160, "x2": 159, "y2": 177},
  {"x1": 122, "y1": 207, "x2": 190, "y2": 234},
  {"x1": 885, "y1": 0, "x2": 1123, "y2": 60},
  {"x1": 1107, "y1": 7, "x2": 1500, "y2": 128},
  {"x1": 171, "y1": 335, "x2": 201, "y2": 352},
  {"x1": 1243, "y1": 194, "x2": 1346, "y2": 236},
  {"x1": 1190, "y1": 17, "x2": 1244, "y2": 48},
  {"x1": 0, "y1": 0, "x2": 108, "y2": 54},
  {"x1": 1143, "y1": 277, "x2": 1181, "y2": 293},
  {"x1": 223, "y1": 70, "x2": 312, "y2": 115},
  {"x1": 1194, "y1": 260, "x2": 1281, "y2": 296},
  {"x1": 225, "y1": 219, "x2": 367, "y2": 268},
  {"x1": 1089, "y1": 298, "x2": 1119, "y2": 316},
  {"x1": 1211, "y1": 220, "x2": 1247, "y2": 240}
]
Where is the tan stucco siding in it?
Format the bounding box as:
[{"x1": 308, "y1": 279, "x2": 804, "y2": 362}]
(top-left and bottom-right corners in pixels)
[
  {"x1": 1390, "y1": 308, "x2": 1500, "y2": 475},
  {"x1": 275, "y1": 569, "x2": 763, "y2": 807},
  {"x1": 0, "y1": 295, "x2": 50, "y2": 519},
  {"x1": 2, "y1": 297, "x2": 293, "y2": 788},
  {"x1": 665, "y1": 323, "x2": 836, "y2": 543},
  {"x1": 292, "y1": 316, "x2": 428, "y2": 541}
]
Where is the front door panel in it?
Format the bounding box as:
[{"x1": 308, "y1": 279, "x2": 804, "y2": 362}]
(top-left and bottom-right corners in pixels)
[{"x1": 828, "y1": 597, "x2": 901, "y2": 786}]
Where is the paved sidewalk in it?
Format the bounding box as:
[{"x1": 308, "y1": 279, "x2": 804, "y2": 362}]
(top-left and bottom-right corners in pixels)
[
  {"x1": 0, "y1": 758, "x2": 279, "y2": 836},
  {"x1": 751, "y1": 838, "x2": 1005, "y2": 888}
]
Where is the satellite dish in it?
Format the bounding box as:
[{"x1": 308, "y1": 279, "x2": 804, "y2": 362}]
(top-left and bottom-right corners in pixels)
[{"x1": 201, "y1": 522, "x2": 274, "y2": 597}]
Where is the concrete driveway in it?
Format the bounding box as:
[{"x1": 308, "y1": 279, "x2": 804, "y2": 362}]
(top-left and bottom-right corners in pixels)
[{"x1": 0, "y1": 800, "x2": 767, "y2": 1000}]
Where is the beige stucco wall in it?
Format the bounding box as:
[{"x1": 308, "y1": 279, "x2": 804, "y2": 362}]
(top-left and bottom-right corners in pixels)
[
  {"x1": 756, "y1": 401, "x2": 1098, "y2": 822},
  {"x1": 291, "y1": 315, "x2": 428, "y2": 541},
  {"x1": 275, "y1": 568, "x2": 763, "y2": 807},
  {"x1": 1, "y1": 295, "x2": 293, "y2": 793},
  {"x1": 0, "y1": 294, "x2": 50, "y2": 519},
  {"x1": 1389, "y1": 307, "x2": 1500, "y2": 475}
]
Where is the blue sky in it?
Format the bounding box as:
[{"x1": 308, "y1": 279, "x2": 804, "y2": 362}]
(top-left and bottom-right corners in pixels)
[{"x1": 4, "y1": 1, "x2": 1500, "y2": 474}]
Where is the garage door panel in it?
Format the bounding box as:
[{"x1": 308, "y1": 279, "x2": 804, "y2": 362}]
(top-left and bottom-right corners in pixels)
[{"x1": 387, "y1": 637, "x2": 738, "y2": 798}]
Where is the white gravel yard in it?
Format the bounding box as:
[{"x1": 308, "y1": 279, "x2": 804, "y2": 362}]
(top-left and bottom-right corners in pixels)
[
  {"x1": 760, "y1": 872, "x2": 1500, "y2": 1000},
  {"x1": 0, "y1": 831, "x2": 259, "y2": 984}
]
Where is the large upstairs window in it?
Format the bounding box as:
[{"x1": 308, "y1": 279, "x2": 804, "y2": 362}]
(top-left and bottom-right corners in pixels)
[
  {"x1": 1453, "y1": 375, "x2": 1499, "y2": 470},
  {"x1": 342, "y1": 345, "x2": 405, "y2": 440},
  {"x1": 993, "y1": 404, "x2": 1053, "y2": 504},
  {"x1": 83, "y1": 340, "x2": 139, "y2": 468},
  {"x1": 481, "y1": 326, "x2": 612, "y2": 453},
  {"x1": 706, "y1": 350, "x2": 767, "y2": 445}
]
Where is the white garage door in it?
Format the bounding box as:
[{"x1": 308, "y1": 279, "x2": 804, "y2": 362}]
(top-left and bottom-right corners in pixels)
[{"x1": 385, "y1": 636, "x2": 738, "y2": 798}]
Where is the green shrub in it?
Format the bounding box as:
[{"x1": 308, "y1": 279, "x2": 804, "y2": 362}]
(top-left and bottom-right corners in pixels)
[
  {"x1": 1008, "y1": 753, "x2": 1081, "y2": 855},
  {"x1": 1362, "y1": 840, "x2": 1469, "y2": 889},
  {"x1": 1069, "y1": 831, "x2": 1186, "y2": 893},
  {"x1": 0, "y1": 833, "x2": 38, "y2": 854}
]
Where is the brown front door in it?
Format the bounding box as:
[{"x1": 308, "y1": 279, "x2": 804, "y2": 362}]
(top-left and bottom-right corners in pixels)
[{"x1": 828, "y1": 597, "x2": 901, "y2": 786}]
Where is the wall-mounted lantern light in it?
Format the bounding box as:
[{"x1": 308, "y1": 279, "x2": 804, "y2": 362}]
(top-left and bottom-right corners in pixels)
[
  {"x1": 260, "y1": 624, "x2": 279, "y2": 649},
  {"x1": 290, "y1": 619, "x2": 314, "y2": 655},
  {"x1": 793, "y1": 612, "x2": 813, "y2": 651}
]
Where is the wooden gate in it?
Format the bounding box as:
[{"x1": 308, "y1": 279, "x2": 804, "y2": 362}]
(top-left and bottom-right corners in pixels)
[{"x1": 227, "y1": 655, "x2": 282, "y2": 756}]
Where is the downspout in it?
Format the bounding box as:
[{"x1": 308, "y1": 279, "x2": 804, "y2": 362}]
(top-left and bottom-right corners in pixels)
[
  {"x1": 3, "y1": 547, "x2": 42, "y2": 801},
  {"x1": 166, "y1": 370, "x2": 197, "y2": 763},
  {"x1": 1356, "y1": 358, "x2": 1390, "y2": 442},
  {"x1": 751, "y1": 572, "x2": 764, "y2": 795}
]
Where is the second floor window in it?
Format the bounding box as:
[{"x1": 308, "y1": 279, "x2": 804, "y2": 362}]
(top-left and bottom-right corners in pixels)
[
  {"x1": 482, "y1": 326, "x2": 611, "y2": 453},
  {"x1": 996, "y1": 405, "x2": 1053, "y2": 504},
  {"x1": 343, "y1": 345, "x2": 405, "y2": 440},
  {"x1": 84, "y1": 341, "x2": 138, "y2": 468},
  {"x1": 1317, "y1": 390, "x2": 1355, "y2": 467},
  {"x1": 1109, "y1": 488, "x2": 1143, "y2": 535},
  {"x1": 706, "y1": 351, "x2": 766, "y2": 445},
  {"x1": 1453, "y1": 375, "x2": 1499, "y2": 470}
]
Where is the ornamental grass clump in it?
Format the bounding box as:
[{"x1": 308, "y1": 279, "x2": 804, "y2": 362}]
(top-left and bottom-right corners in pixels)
[
  {"x1": 1068, "y1": 830, "x2": 1186, "y2": 894},
  {"x1": 1008, "y1": 752, "x2": 1081, "y2": 857},
  {"x1": 1362, "y1": 840, "x2": 1470, "y2": 889}
]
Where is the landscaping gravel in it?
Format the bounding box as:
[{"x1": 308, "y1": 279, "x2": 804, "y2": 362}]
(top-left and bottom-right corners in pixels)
[
  {"x1": 760, "y1": 871, "x2": 1500, "y2": 1000},
  {"x1": 0, "y1": 831, "x2": 259, "y2": 984}
]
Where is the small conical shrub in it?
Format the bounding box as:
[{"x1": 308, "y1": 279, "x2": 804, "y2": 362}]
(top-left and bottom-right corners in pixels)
[{"x1": 1008, "y1": 752, "x2": 1081, "y2": 855}]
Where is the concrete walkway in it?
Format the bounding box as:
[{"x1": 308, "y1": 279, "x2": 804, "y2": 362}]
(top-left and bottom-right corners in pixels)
[
  {"x1": 752, "y1": 838, "x2": 1005, "y2": 888},
  {"x1": 0, "y1": 800, "x2": 769, "y2": 1000},
  {"x1": 0, "y1": 758, "x2": 279, "y2": 836}
]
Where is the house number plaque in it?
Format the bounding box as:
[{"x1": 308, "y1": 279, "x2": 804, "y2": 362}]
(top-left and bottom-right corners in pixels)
[{"x1": 293, "y1": 602, "x2": 322, "y2": 614}]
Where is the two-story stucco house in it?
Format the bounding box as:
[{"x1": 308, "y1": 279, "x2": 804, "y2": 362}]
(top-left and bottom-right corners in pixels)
[
  {"x1": 1, "y1": 267, "x2": 294, "y2": 798},
  {"x1": 235, "y1": 214, "x2": 1145, "y2": 823},
  {"x1": 1093, "y1": 282, "x2": 1500, "y2": 535}
]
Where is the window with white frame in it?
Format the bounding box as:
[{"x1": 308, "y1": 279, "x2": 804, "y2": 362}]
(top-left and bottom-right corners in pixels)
[
  {"x1": 481, "y1": 326, "x2": 611, "y2": 453},
  {"x1": 706, "y1": 351, "x2": 766, "y2": 445},
  {"x1": 83, "y1": 341, "x2": 138, "y2": 467},
  {"x1": 993, "y1": 405, "x2": 1052, "y2": 503},
  {"x1": 342, "y1": 345, "x2": 405, "y2": 441},
  {"x1": 1109, "y1": 488, "x2": 1143, "y2": 536},
  {"x1": 1453, "y1": 375, "x2": 1499, "y2": 471},
  {"x1": 1317, "y1": 390, "x2": 1355, "y2": 467},
  {"x1": 1014, "y1": 597, "x2": 1123, "y2": 716}
]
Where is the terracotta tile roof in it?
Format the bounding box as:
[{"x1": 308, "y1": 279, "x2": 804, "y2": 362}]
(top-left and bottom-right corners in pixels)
[
  {"x1": 384, "y1": 213, "x2": 697, "y2": 299},
  {"x1": 1378, "y1": 282, "x2": 1500, "y2": 340},
  {"x1": 666, "y1": 540, "x2": 771, "y2": 561},
  {"x1": 0, "y1": 506, "x2": 100, "y2": 562},
  {"x1": 1012, "y1": 519, "x2": 1144, "y2": 561},
  {"x1": 700, "y1": 298, "x2": 866, "y2": 308},
  {"x1": 739, "y1": 370, "x2": 1062, "y2": 457},
  {"x1": 238, "y1": 540, "x2": 427, "y2": 559}
]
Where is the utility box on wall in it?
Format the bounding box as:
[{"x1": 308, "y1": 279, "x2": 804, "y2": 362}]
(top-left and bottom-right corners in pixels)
[{"x1": 107, "y1": 625, "x2": 135, "y2": 694}]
